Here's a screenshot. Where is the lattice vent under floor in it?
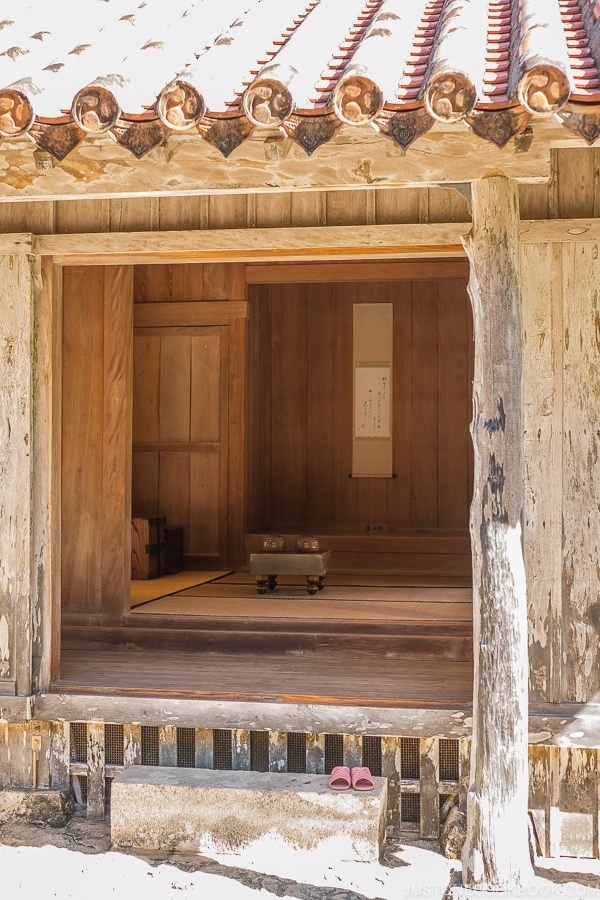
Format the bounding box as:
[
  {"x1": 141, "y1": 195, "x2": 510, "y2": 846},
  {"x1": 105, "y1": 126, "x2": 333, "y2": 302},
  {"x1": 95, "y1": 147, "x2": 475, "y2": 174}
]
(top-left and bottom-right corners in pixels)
[
  {"x1": 105, "y1": 725, "x2": 124, "y2": 766},
  {"x1": 69, "y1": 723, "x2": 87, "y2": 763},
  {"x1": 66, "y1": 724, "x2": 462, "y2": 839},
  {"x1": 141, "y1": 725, "x2": 159, "y2": 766},
  {"x1": 177, "y1": 727, "x2": 196, "y2": 767}
]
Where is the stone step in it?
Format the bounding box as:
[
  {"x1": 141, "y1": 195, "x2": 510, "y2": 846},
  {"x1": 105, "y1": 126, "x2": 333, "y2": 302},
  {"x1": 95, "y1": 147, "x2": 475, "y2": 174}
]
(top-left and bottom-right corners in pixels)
[{"x1": 111, "y1": 766, "x2": 387, "y2": 864}]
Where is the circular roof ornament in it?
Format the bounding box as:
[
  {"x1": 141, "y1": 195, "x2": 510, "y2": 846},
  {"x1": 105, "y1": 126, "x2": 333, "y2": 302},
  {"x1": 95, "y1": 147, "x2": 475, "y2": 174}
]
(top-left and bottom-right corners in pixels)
[
  {"x1": 332, "y1": 75, "x2": 383, "y2": 126},
  {"x1": 0, "y1": 89, "x2": 34, "y2": 136},
  {"x1": 157, "y1": 80, "x2": 205, "y2": 131},
  {"x1": 517, "y1": 65, "x2": 570, "y2": 116},
  {"x1": 424, "y1": 72, "x2": 476, "y2": 123},
  {"x1": 71, "y1": 85, "x2": 120, "y2": 133},
  {"x1": 243, "y1": 78, "x2": 294, "y2": 127}
]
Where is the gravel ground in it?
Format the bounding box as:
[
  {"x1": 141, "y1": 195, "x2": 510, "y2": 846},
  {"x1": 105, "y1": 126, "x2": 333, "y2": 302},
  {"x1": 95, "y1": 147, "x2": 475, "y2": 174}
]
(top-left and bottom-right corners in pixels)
[{"x1": 1, "y1": 818, "x2": 599, "y2": 899}]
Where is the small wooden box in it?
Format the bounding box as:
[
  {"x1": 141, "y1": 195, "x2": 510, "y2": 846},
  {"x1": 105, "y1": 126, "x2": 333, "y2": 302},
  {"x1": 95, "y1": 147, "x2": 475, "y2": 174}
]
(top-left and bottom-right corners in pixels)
[
  {"x1": 131, "y1": 516, "x2": 166, "y2": 580},
  {"x1": 164, "y1": 526, "x2": 184, "y2": 575}
]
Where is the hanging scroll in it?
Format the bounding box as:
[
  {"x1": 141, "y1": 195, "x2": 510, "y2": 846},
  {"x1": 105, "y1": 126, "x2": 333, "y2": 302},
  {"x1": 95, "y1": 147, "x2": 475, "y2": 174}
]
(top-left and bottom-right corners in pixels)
[{"x1": 352, "y1": 303, "x2": 393, "y2": 477}]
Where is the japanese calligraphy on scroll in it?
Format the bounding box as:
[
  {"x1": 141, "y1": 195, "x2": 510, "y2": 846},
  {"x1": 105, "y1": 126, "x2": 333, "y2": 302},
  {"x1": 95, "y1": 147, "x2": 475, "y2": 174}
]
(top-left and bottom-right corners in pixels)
[
  {"x1": 352, "y1": 303, "x2": 393, "y2": 478},
  {"x1": 355, "y1": 366, "x2": 391, "y2": 438}
]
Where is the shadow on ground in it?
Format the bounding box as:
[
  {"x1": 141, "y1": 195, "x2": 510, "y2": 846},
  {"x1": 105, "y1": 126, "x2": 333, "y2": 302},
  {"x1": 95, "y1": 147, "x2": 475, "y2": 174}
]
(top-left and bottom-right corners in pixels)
[{"x1": 0, "y1": 818, "x2": 439, "y2": 900}]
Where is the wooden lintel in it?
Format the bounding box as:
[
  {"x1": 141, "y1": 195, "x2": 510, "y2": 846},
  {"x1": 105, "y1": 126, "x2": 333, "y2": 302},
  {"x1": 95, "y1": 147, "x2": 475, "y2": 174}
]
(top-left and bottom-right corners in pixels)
[
  {"x1": 17, "y1": 220, "x2": 600, "y2": 270},
  {"x1": 246, "y1": 259, "x2": 469, "y2": 283},
  {"x1": 35, "y1": 224, "x2": 469, "y2": 264},
  {"x1": 133, "y1": 300, "x2": 247, "y2": 327},
  {"x1": 520, "y1": 219, "x2": 600, "y2": 242}
]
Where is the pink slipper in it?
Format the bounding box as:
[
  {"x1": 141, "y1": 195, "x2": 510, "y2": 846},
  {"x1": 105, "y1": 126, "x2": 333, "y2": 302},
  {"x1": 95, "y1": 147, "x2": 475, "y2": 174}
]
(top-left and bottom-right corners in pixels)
[
  {"x1": 351, "y1": 766, "x2": 374, "y2": 790},
  {"x1": 328, "y1": 765, "x2": 351, "y2": 790}
]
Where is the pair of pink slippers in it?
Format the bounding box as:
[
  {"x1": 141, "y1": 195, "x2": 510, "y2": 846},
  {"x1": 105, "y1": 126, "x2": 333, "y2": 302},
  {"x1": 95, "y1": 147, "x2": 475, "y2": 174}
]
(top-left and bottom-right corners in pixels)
[{"x1": 328, "y1": 765, "x2": 374, "y2": 791}]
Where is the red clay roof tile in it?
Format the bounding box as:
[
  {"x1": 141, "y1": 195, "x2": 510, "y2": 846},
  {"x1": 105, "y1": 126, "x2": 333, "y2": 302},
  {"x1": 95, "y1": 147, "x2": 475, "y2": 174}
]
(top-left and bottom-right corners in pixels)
[{"x1": 0, "y1": 0, "x2": 599, "y2": 154}]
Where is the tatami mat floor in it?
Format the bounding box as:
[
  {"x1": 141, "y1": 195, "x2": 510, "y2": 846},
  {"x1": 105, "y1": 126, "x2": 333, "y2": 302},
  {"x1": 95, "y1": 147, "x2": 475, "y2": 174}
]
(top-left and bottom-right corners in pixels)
[
  {"x1": 130, "y1": 571, "x2": 230, "y2": 607},
  {"x1": 129, "y1": 571, "x2": 473, "y2": 620}
]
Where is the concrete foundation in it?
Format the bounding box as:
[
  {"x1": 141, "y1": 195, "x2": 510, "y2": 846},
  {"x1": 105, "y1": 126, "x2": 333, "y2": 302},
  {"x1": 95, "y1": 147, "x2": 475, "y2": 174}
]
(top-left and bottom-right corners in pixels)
[
  {"x1": 111, "y1": 766, "x2": 387, "y2": 863},
  {"x1": 0, "y1": 788, "x2": 74, "y2": 826}
]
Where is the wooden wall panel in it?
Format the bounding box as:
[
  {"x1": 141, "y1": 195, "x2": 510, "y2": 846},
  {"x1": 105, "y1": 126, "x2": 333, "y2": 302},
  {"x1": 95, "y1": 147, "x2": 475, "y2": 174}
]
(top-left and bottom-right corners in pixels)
[
  {"x1": 134, "y1": 264, "x2": 173, "y2": 303},
  {"x1": 208, "y1": 195, "x2": 249, "y2": 230},
  {"x1": 0, "y1": 200, "x2": 55, "y2": 233},
  {"x1": 132, "y1": 336, "x2": 160, "y2": 442},
  {"x1": 255, "y1": 193, "x2": 292, "y2": 227},
  {"x1": 131, "y1": 451, "x2": 159, "y2": 518},
  {"x1": 375, "y1": 189, "x2": 421, "y2": 224},
  {"x1": 561, "y1": 241, "x2": 600, "y2": 702},
  {"x1": 247, "y1": 275, "x2": 472, "y2": 536},
  {"x1": 331, "y1": 283, "x2": 356, "y2": 529},
  {"x1": 191, "y1": 334, "x2": 221, "y2": 443},
  {"x1": 306, "y1": 283, "x2": 334, "y2": 528},
  {"x1": 326, "y1": 190, "x2": 370, "y2": 226},
  {"x1": 290, "y1": 192, "x2": 326, "y2": 226},
  {"x1": 109, "y1": 197, "x2": 159, "y2": 232},
  {"x1": 427, "y1": 187, "x2": 470, "y2": 224},
  {"x1": 159, "y1": 450, "x2": 191, "y2": 545},
  {"x1": 190, "y1": 451, "x2": 222, "y2": 558},
  {"x1": 158, "y1": 195, "x2": 209, "y2": 232},
  {"x1": 518, "y1": 183, "x2": 550, "y2": 220},
  {"x1": 61, "y1": 267, "x2": 105, "y2": 615},
  {"x1": 522, "y1": 241, "x2": 563, "y2": 703},
  {"x1": 2, "y1": 151, "x2": 600, "y2": 248},
  {"x1": 438, "y1": 280, "x2": 471, "y2": 528},
  {"x1": 102, "y1": 266, "x2": 133, "y2": 625},
  {"x1": 388, "y1": 281, "x2": 413, "y2": 530},
  {"x1": 132, "y1": 324, "x2": 229, "y2": 566},
  {"x1": 271, "y1": 283, "x2": 308, "y2": 529},
  {"x1": 246, "y1": 293, "x2": 272, "y2": 533},
  {"x1": 55, "y1": 199, "x2": 110, "y2": 234},
  {"x1": 160, "y1": 335, "x2": 192, "y2": 442},
  {"x1": 171, "y1": 264, "x2": 205, "y2": 300},
  {"x1": 411, "y1": 281, "x2": 439, "y2": 528},
  {"x1": 62, "y1": 266, "x2": 133, "y2": 622},
  {"x1": 556, "y1": 148, "x2": 600, "y2": 218}
]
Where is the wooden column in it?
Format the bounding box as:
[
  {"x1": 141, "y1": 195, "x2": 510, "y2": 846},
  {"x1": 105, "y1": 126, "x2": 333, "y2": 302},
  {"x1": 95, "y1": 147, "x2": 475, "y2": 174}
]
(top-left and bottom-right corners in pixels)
[
  {"x1": 0, "y1": 246, "x2": 38, "y2": 697},
  {"x1": 462, "y1": 176, "x2": 532, "y2": 890}
]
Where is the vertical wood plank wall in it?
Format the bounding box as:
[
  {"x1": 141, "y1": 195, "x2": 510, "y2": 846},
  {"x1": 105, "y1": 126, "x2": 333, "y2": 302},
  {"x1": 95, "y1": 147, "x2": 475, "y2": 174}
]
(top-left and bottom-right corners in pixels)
[
  {"x1": 523, "y1": 239, "x2": 600, "y2": 704},
  {"x1": 61, "y1": 266, "x2": 133, "y2": 623},
  {"x1": 131, "y1": 326, "x2": 229, "y2": 568},
  {"x1": 247, "y1": 278, "x2": 473, "y2": 535}
]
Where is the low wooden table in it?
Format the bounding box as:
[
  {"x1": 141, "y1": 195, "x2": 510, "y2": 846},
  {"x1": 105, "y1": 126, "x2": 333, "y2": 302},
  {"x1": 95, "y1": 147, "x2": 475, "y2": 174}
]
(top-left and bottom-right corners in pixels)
[{"x1": 249, "y1": 551, "x2": 331, "y2": 595}]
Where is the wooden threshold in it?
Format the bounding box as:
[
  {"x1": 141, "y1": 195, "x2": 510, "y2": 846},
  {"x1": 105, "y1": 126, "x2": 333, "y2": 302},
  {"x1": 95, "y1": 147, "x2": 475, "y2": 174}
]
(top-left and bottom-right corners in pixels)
[{"x1": 53, "y1": 648, "x2": 473, "y2": 709}]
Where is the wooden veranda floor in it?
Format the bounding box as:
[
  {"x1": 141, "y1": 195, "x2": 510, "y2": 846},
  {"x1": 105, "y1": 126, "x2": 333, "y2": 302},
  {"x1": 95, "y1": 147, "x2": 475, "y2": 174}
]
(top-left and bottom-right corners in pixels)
[
  {"x1": 54, "y1": 649, "x2": 473, "y2": 708},
  {"x1": 58, "y1": 572, "x2": 474, "y2": 708}
]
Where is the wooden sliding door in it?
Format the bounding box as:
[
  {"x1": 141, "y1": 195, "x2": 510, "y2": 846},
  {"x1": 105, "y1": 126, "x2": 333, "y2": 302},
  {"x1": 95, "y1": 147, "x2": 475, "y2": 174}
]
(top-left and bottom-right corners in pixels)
[
  {"x1": 61, "y1": 266, "x2": 133, "y2": 625},
  {"x1": 132, "y1": 326, "x2": 229, "y2": 568}
]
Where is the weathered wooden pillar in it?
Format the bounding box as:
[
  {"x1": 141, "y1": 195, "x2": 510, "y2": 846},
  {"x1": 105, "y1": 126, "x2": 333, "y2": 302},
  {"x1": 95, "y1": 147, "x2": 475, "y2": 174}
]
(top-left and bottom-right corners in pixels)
[
  {"x1": 462, "y1": 176, "x2": 532, "y2": 890},
  {"x1": 0, "y1": 242, "x2": 41, "y2": 698}
]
